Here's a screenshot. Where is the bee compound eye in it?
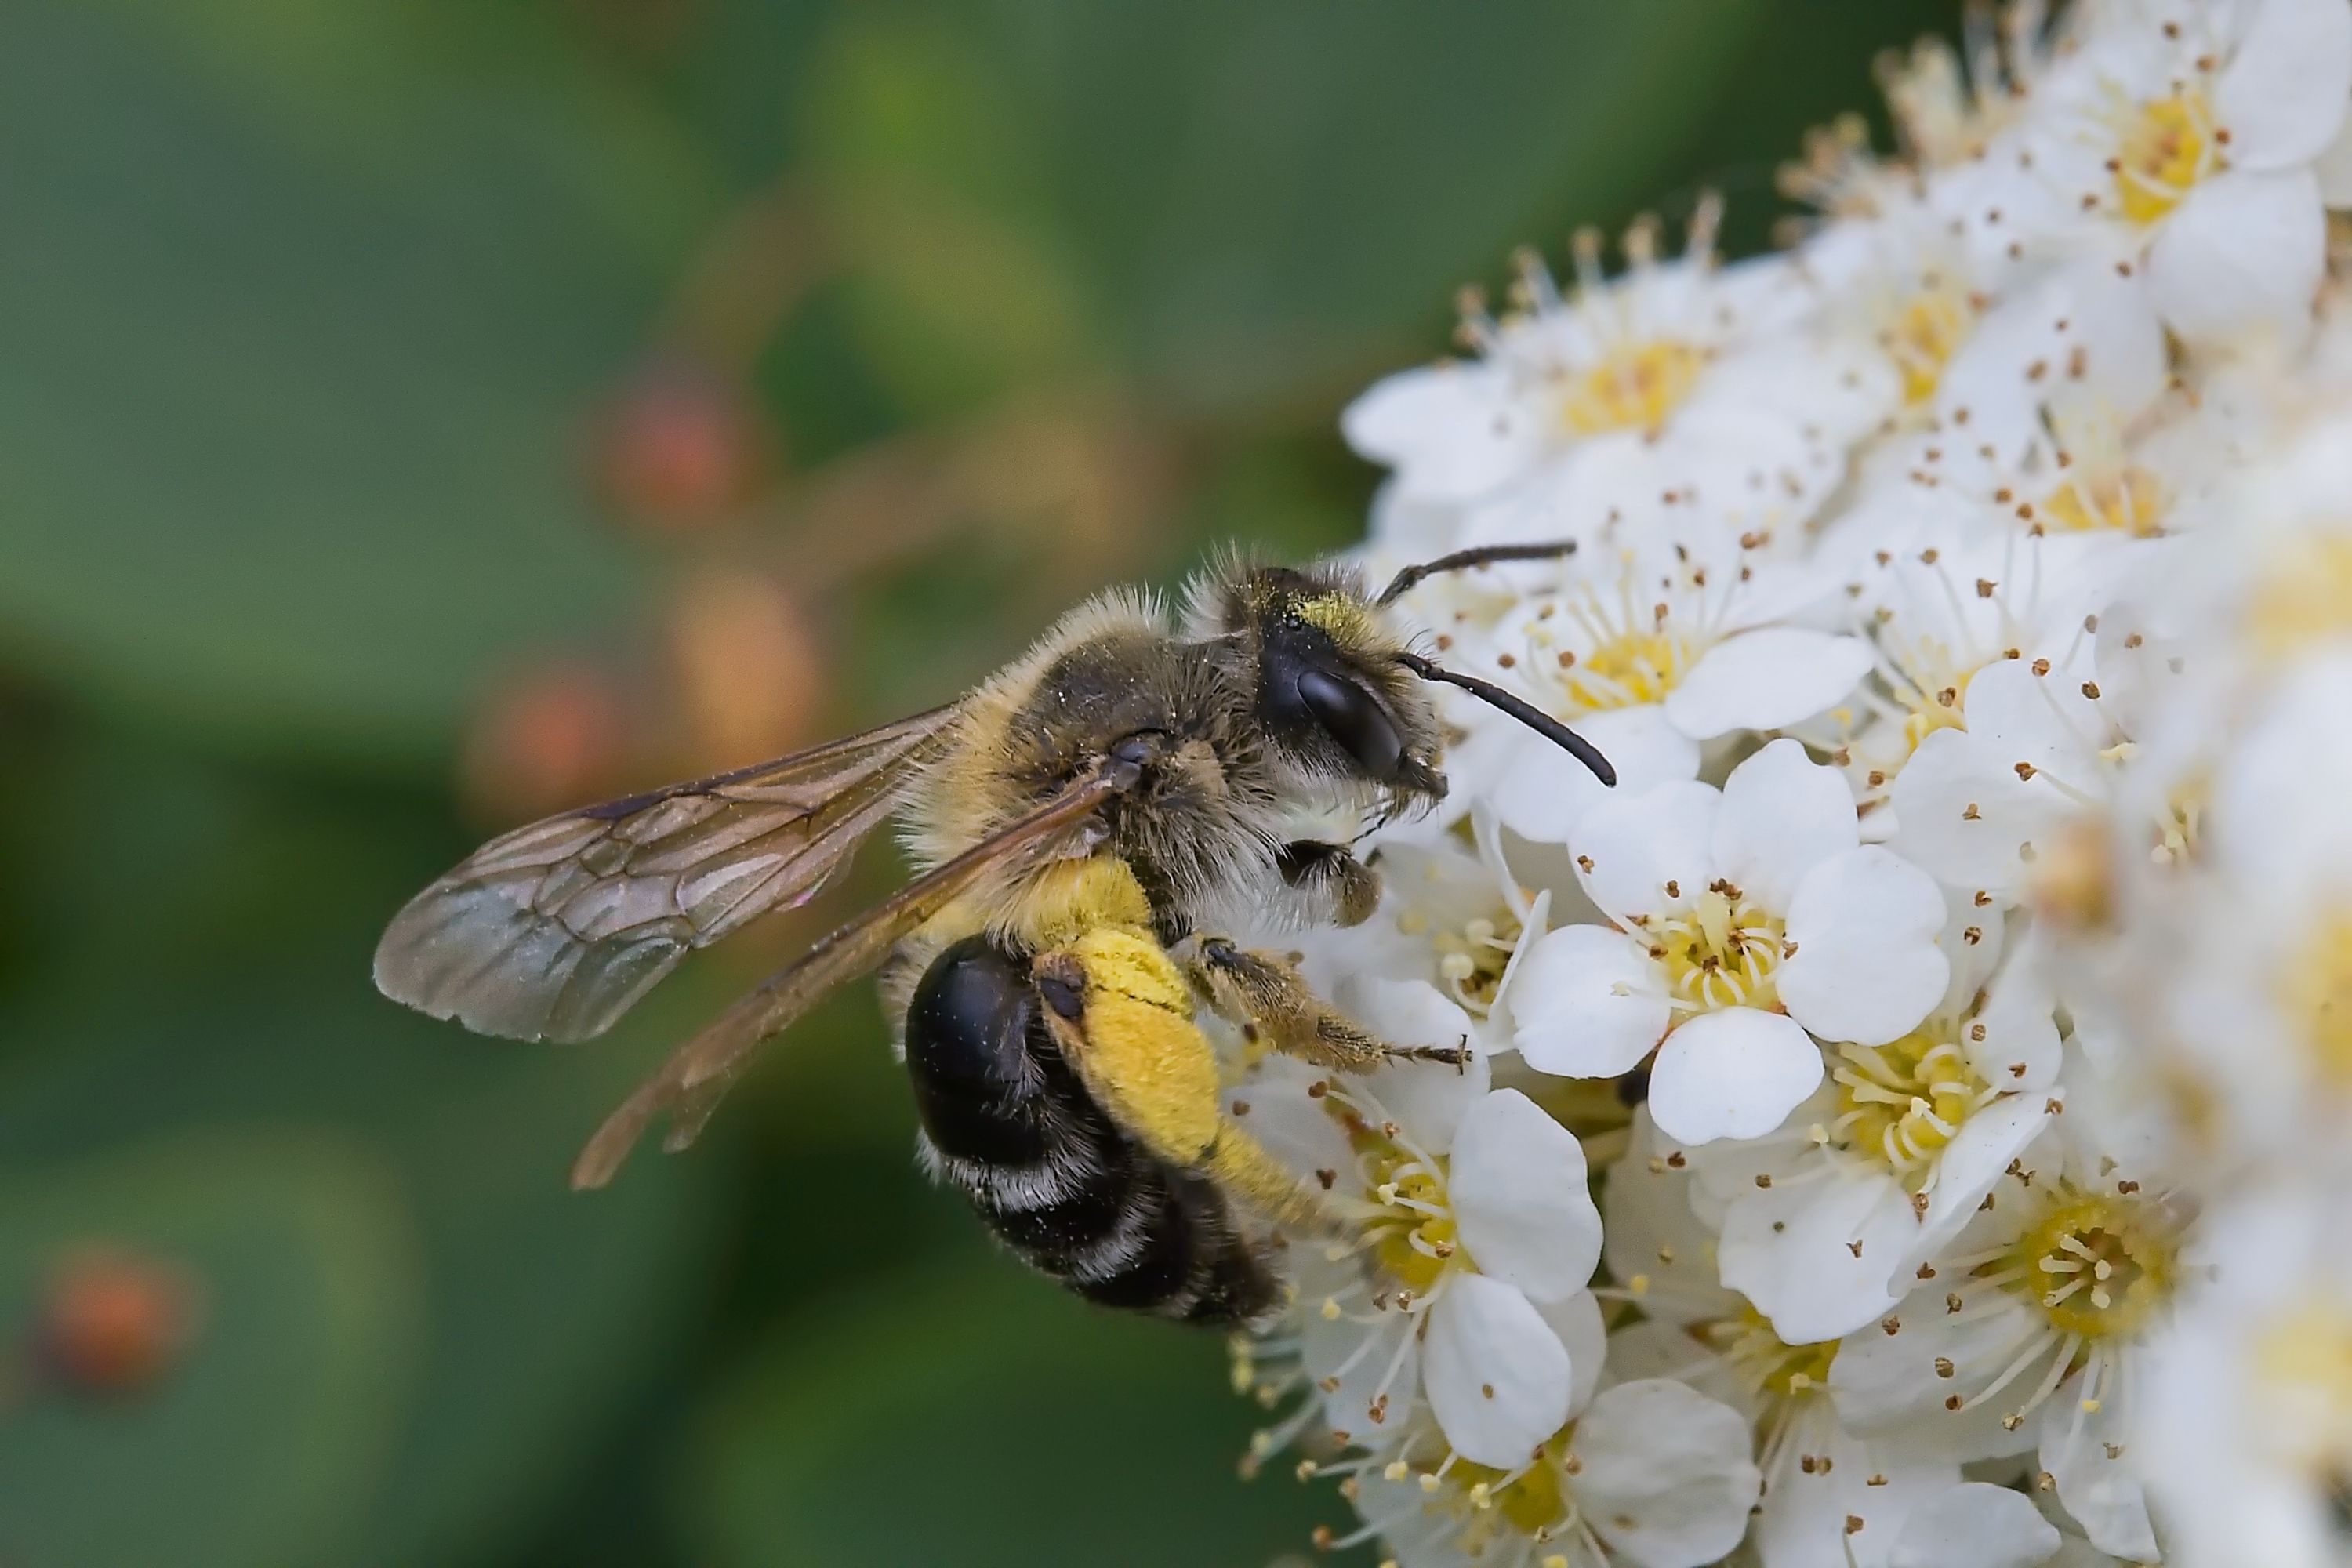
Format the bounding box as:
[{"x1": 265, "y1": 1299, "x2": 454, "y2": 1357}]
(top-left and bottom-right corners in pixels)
[{"x1": 1294, "y1": 666, "x2": 1404, "y2": 782}]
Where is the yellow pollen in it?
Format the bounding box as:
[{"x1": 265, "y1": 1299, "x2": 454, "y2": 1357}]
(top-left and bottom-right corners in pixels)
[
  {"x1": 1899, "y1": 662, "x2": 1976, "y2": 753},
  {"x1": 1832, "y1": 1029, "x2": 1989, "y2": 1177},
  {"x1": 1651, "y1": 888, "x2": 1786, "y2": 1014},
  {"x1": 2113, "y1": 90, "x2": 2216, "y2": 226},
  {"x1": 1887, "y1": 289, "x2": 1972, "y2": 405},
  {"x1": 2042, "y1": 464, "x2": 2169, "y2": 537},
  {"x1": 1339, "y1": 1120, "x2": 1465, "y2": 1293},
  {"x1": 1425, "y1": 905, "x2": 1523, "y2": 1014},
  {"x1": 1561, "y1": 339, "x2": 1704, "y2": 437},
  {"x1": 1445, "y1": 1427, "x2": 1577, "y2": 1539},
  {"x1": 2283, "y1": 911, "x2": 2352, "y2": 1087},
  {"x1": 2006, "y1": 1193, "x2": 2174, "y2": 1338}
]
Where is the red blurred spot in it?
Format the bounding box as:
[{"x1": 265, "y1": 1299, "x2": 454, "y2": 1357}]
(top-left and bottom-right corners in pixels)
[
  {"x1": 593, "y1": 360, "x2": 769, "y2": 533},
  {"x1": 35, "y1": 1247, "x2": 205, "y2": 1398},
  {"x1": 463, "y1": 660, "x2": 633, "y2": 822}
]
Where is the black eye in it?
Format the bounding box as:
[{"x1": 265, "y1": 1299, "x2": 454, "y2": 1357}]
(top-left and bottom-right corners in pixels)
[{"x1": 1296, "y1": 666, "x2": 1403, "y2": 781}]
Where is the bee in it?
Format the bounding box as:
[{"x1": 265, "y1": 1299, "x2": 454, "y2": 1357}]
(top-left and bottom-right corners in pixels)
[{"x1": 374, "y1": 543, "x2": 1611, "y2": 1326}]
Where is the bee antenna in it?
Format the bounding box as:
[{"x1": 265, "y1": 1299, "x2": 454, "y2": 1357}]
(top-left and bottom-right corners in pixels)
[
  {"x1": 1393, "y1": 650, "x2": 1616, "y2": 786},
  {"x1": 1374, "y1": 541, "x2": 1578, "y2": 607}
]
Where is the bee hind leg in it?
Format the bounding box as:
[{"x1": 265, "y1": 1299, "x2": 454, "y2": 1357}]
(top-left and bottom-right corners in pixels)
[{"x1": 1184, "y1": 938, "x2": 1471, "y2": 1073}]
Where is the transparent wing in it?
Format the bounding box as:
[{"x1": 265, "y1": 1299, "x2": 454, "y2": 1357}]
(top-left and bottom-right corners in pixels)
[
  {"x1": 373, "y1": 706, "x2": 961, "y2": 1044},
  {"x1": 571, "y1": 753, "x2": 1145, "y2": 1190}
]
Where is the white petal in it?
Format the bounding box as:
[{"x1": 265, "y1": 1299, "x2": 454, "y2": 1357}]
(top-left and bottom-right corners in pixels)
[
  {"x1": 1715, "y1": 737, "x2": 1862, "y2": 912},
  {"x1": 1486, "y1": 705, "x2": 1698, "y2": 847},
  {"x1": 1573, "y1": 1379, "x2": 1762, "y2": 1568},
  {"x1": 1780, "y1": 848, "x2": 1950, "y2": 1046},
  {"x1": 1422, "y1": 1275, "x2": 1573, "y2": 1468},
  {"x1": 1510, "y1": 924, "x2": 1671, "y2": 1077},
  {"x1": 1602, "y1": 1108, "x2": 1739, "y2": 1329},
  {"x1": 1301, "y1": 1258, "x2": 1420, "y2": 1443},
  {"x1": 2041, "y1": 1363, "x2": 2158, "y2": 1560},
  {"x1": 2146, "y1": 168, "x2": 2326, "y2": 350},
  {"x1": 1572, "y1": 779, "x2": 1720, "y2": 922},
  {"x1": 2216, "y1": 0, "x2": 2352, "y2": 169},
  {"x1": 1888, "y1": 1483, "x2": 2060, "y2": 1568},
  {"x1": 2320, "y1": 110, "x2": 2352, "y2": 204},
  {"x1": 1663, "y1": 628, "x2": 1875, "y2": 739},
  {"x1": 1752, "y1": 1403, "x2": 1960, "y2": 1568},
  {"x1": 1647, "y1": 1007, "x2": 1824, "y2": 1145},
  {"x1": 1449, "y1": 1089, "x2": 1602, "y2": 1300},
  {"x1": 1958, "y1": 658, "x2": 2103, "y2": 782},
  {"x1": 1341, "y1": 364, "x2": 1541, "y2": 503},
  {"x1": 1541, "y1": 1288, "x2": 1610, "y2": 1416},
  {"x1": 1909, "y1": 1095, "x2": 2063, "y2": 1264},
  {"x1": 1719, "y1": 1171, "x2": 1913, "y2": 1343},
  {"x1": 1830, "y1": 1288, "x2": 2046, "y2": 1451},
  {"x1": 1888, "y1": 730, "x2": 2056, "y2": 901},
  {"x1": 1338, "y1": 978, "x2": 1490, "y2": 1150},
  {"x1": 1965, "y1": 938, "x2": 2061, "y2": 1089}
]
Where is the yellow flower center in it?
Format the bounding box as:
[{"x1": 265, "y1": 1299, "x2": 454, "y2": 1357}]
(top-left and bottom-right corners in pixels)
[
  {"x1": 1556, "y1": 627, "x2": 1693, "y2": 710},
  {"x1": 1898, "y1": 660, "x2": 1976, "y2": 754},
  {"x1": 1711, "y1": 1304, "x2": 1838, "y2": 1399},
  {"x1": 2113, "y1": 90, "x2": 2216, "y2": 226},
  {"x1": 1401, "y1": 903, "x2": 1524, "y2": 1016},
  {"x1": 2283, "y1": 912, "x2": 2352, "y2": 1087},
  {"x1": 2252, "y1": 1302, "x2": 2352, "y2": 1479},
  {"x1": 1642, "y1": 885, "x2": 1786, "y2": 1014},
  {"x1": 1560, "y1": 340, "x2": 1705, "y2": 437},
  {"x1": 1331, "y1": 1115, "x2": 1465, "y2": 1294},
  {"x1": 1450, "y1": 1432, "x2": 1574, "y2": 1537},
  {"x1": 2043, "y1": 464, "x2": 2169, "y2": 537},
  {"x1": 2008, "y1": 1193, "x2": 2175, "y2": 1338},
  {"x1": 1831, "y1": 1030, "x2": 1991, "y2": 1176},
  {"x1": 2245, "y1": 532, "x2": 2352, "y2": 662},
  {"x1": 1886, "y1": 287, "x2": 1973, "y2": 405}
]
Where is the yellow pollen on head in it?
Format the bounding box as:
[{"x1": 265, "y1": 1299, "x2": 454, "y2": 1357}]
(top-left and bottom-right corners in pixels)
[
  {"x1": 2006, "y1": 1192, "x2": 2175, "y2": 1338},
  {"x1": 2043, "y1": 464, "x2": 2169, "y2": 537},
  {"x1": 2113, "y1": 89, "x2": 2216, "y2": 226},
  {"x1": 1887, "y1": 288, "x2": 1973, "y2": 405},
  {"x1": 2282, "y1": 910, "x2": 2352, "y2": 1087},
  {"x1": 1832, "y1": 1029, "x2": 1991, "y2": 1176},
  {"x1": 1560, "y1": 339, "x2": 1705, "y2": 437},
  {"x1": 1651, "y1": 887, "x2": 1786, "y2": 1014},
  {"x1": 2245, "y1": 532, "x2": 2352, "y2": 662}
]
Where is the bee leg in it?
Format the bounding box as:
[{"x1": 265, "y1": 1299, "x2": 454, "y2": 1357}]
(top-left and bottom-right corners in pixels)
[
  {"x1": 1185, "y1": 938, "x2": 1472, "y2": 1073},
  {"x1": 1273, "y1": 839, "x2": 1382, "y2": 929},
  {"x1": 1033, "y1": 938, "x2": 1332, "y2": 1231}
]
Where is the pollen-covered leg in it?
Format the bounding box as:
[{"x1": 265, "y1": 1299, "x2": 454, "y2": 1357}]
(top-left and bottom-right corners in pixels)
[{"x1": 1184, "y1": 937, "x2": 1471, "y2": 1073}]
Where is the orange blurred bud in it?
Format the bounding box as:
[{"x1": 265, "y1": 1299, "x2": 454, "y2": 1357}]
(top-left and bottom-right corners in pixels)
[
  {"x1": 2031, "y1": 815, "x2": 2116, "y2": 933},
  {"x1": 594, "y1": 359, "x2": 770, "y2": 532},
  {"x1": 667, "y1": 568, "x2": 826, "y2": 771},
  {"x1": 463, "y1": 659, "x2": 633, "y2": 822},
  {"x1": 35, "y1": 1247, "x2": 205, "y2": 1398}
]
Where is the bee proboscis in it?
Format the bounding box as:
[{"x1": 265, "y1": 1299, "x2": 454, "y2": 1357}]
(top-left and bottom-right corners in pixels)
[{"x1": 375, "y1": 543, "x2": 1611, "y2": 1324}]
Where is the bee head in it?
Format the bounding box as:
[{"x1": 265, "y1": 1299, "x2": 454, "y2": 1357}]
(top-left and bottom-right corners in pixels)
[
  {"x1": 1196, "y1": 561, "x2": 1449, "y2": 805},
  {"x1": 1189, "y1": 544, "x2": 1615, "y2": 809}
]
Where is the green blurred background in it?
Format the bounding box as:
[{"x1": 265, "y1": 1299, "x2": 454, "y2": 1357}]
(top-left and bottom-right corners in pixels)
[{"x1": 0, "y1": 4, "x2": 1954, "y2": 1563}]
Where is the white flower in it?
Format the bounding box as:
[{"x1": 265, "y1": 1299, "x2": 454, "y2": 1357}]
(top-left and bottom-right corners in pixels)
[
  {"x1": 1827, "y1": 1066, "x2": 2187, "y2": 1562},
  {"x1": 1239, "y1": 1059, "x2": 1604, "y2": 1468},
  {"x1": 1886, "y1": 1483, "x2": 2063, "y2": 1568},
  {"x1": 2138, "y1": 1174, "x2": 2352, "y2": 1568},
  {"x1": 1510, "y1": 741, "x2": 1949, "y2": 1145},
  {"x1": 2024, "y1": 0, "x2": 2352, "y2": 347},
  {"x1": 1343, "y1": 204, "x2": 1875, "y2": 543},
  {"x1": 1695, "y1": 920, "x2": 2066, "y2": 1345},
  {"x1": 1446, "y1": 546, "x2": 1874, "y2": 846},
  {"x1": 1334, "y1": 1379, "x2": 1760, "y2": 1568},
  {"x1": 1600, "y1": 1109, "x2": 1969, "y2": 1568}
]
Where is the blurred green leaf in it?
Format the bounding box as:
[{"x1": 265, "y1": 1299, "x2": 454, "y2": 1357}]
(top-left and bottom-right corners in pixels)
[
  {"x1": 681, "y1": 1262, "x2": 1359, "y2": 1567},
  {"x1": 0, "y1": 0, "x2": 716, "y2": 766},
  {"x1": 0, "y1": 725, "x2": 728, "y2": 1566},
  {"x1": 0, "y1": 1131, "x2": 423, "y2": 1568},
  {"x1": 806, "y1": 0, "x2": 1769, "y2": 416}
]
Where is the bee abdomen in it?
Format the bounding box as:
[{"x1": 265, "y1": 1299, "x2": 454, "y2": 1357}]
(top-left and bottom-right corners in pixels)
[{"x1": 905, "y1": 935, "x2": 1279, "y2": 1327}]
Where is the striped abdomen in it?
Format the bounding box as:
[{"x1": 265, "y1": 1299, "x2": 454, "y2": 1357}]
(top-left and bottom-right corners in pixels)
[{"x1": 904, "y1": 934, "x2": 1277, "y2": 1327}]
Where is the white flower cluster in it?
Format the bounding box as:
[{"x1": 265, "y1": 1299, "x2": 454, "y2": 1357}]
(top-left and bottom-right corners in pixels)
[{"x1": 1222, "y1": 4, "x2": 2352, "y2": 1566}]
